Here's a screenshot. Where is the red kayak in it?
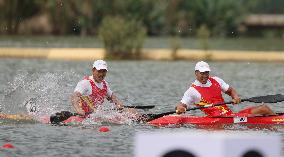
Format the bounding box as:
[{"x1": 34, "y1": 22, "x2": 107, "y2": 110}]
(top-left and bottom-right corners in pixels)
[
  {"x1": 54, "y1": 113, "x2": 284, "y2": 127},
  {"x1": 148, "y1": 113, "x2": 284, "y2": 126},
  {"x1": 2, "y1": 112, "x2": 284, "y2": 127}
]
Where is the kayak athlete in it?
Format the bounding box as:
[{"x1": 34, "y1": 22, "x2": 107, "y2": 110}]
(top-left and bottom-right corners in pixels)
[
  {"x1": 50, "y1": 60, "x2": 141, "y2": 124},
  {"x1": 175, "y1": 61, "x2": 275, "y2": 117},
  {"x1": 71, "y1": 60, "x2": 139, "y2": 116}
]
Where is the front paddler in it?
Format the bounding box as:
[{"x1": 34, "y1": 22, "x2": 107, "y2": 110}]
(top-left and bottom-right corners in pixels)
[
  {"x1": 175, "y1": 61, "x2": 275, "y2": 117},
  {"x1": 50, "y1": 60, "x2": 144, "y2": 124},
  {"x1": 71, "y1": 60, "x2": 140, "y2": 118}
]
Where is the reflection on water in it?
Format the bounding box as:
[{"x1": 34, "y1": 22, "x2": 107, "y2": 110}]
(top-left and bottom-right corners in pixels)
[{"x1": 0, "y1": 59, "x2": 283, "y2": 157}]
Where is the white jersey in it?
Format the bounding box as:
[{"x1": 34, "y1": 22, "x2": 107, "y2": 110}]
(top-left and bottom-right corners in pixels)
[
  {"x1": 180, "y1": 76, "x2": 229, "y2": 108},
  {"x1": 74, "y1": 76, "x2": 113, "y2": 98}
]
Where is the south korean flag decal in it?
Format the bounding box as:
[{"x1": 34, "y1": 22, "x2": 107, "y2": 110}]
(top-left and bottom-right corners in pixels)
[{"x1": 233, "y1": 117, "x2": 247, "y2": 123}]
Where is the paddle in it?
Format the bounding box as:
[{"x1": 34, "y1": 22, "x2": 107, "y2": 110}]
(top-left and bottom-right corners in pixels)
[
  {"x1": 0, "y1": 113, "x2": 34, "y2": 121},
  {"x1": 50, "y1": 111, "x2": 78, "y2": 124},
  {"x1": 124, "y1": 105, "x2": 155, "y2": 109},
  {"x1": 144, "y1": 94, "x2": 284, "y2": 121},
  {"x1": 0, "y1": 112, "x2": 75, "y2": 124},
  {"x1": 241, "y1": 94, "x2": 284, "y2": 103}
]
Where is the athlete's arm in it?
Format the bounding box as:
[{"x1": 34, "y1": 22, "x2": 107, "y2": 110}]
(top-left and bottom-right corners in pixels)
[
  {"x1": 176, "y1": 87, "x2": 200, "y2": 114},
  {"x1": 225, "y1": 86, "x2": 241, "y2": 104},
  {"x1": 71, "y1": 80, "x2": 92, "y2": 115},
  {"x1": 105, "y1": 82, "x2": 123, "y2": 110},
  {"x1": 71, "y1": 91, "x2": 86, "y2": 115},
  {"x1": 109, "y1": 93, "x2": 124, "y2": 110},
  {"x1": 214, "y1": 76, "x2": 241, "y2": 104}
]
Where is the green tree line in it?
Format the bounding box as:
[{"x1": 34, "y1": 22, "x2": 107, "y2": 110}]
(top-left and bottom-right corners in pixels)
[{"x1": 0, "y1": 0, "x2": 283, "y2": 37}]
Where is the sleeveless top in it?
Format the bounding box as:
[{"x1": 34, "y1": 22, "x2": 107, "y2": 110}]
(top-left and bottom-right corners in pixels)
[
  {"x1": 80, "y1": 76, "x2": 108, "y2": 114},
  {"x1": 192, "y1": 77, "x2": 233, "y2": 116}
]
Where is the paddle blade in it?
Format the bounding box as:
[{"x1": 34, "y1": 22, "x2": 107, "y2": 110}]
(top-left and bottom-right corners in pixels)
[
  {"x1": 0, "y1": 113, "x2": 34, "y2": 121},
  {"x1": 244, "y1": 94, "x2": 284, "y2": 103},
  {"x1": 50, "y1": 111, "x2": 75, "y2": 124}
]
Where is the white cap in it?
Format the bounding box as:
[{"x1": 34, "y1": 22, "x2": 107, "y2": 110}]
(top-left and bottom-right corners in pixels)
[
  {"x1": 195, "y1": 61, "x2": 210, "y2": 72},
  {"x1": 92, "y1": 60, "x2": 108, "y2": 71}
]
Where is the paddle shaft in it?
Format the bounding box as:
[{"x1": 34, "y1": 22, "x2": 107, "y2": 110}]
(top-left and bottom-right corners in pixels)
[{"x1": 124, "y1": 105, "x2": 155, "y2": 109}]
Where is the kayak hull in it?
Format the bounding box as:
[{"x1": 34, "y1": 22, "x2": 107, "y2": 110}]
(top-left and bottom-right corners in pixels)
[
  {"x1": 148, "y1": 113, "x2": 284, "y2": 126},
  {"x1": 2, "y1": 113, "x2": 284, "y2": 127}
]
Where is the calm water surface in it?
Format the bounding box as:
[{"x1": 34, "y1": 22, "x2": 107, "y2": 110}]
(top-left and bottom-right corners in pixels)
[{"x1": 0, "y1": 59, "x2": 283, "y2": 157}]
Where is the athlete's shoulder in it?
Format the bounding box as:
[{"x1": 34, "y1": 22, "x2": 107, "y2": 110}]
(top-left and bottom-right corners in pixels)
[
  {"x1": 190, "y1": 79, "x2": 199, "y2": 86},
  {"x1": 211, "y1": 76, "x2": 229, "y2": 89},
  {"x1": 77, "y1": 79, "x2": 92, "y2": 87},
  {"x1": 83, "y1": 75, "x2": 91, "y2": 80},
  {"x1": 185, "y1": 86, "x2": 198, "y2": 95},
  {"x1": 211, "y1": 76, "x2": 225, "y2": 83}
]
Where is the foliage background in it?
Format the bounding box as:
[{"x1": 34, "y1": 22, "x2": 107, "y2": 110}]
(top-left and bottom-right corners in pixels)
[{"x1": 1, "y1": 0, "x2": 283, "y2": 37}]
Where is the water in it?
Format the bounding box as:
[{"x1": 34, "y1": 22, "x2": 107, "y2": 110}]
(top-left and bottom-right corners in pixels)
[{"x1": 0, "y1": 59, "x2": 284, "y2": 157}]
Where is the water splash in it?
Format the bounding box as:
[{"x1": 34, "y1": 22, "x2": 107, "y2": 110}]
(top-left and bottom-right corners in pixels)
[
  {"x1": 0, "y1": 70, "x2": 79, "y2": 118},
  {"x1": 81, "y1": 103, "x2": 137, "y2": 125},
  {"x1": 0, "y1": 70, "x2": 142, "y2": 125}
]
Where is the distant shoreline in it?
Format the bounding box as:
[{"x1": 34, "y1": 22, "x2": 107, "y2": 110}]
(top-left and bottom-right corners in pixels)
[{"x1": 0, "y1": 47, "x2": 283, "y2": 62}]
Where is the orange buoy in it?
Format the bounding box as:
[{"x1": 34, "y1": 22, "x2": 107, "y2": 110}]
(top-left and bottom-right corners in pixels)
[
  {"x1": 99, "y1": 126, "x2": 110, "y2": 132},
  {"x1": 2, "y1": 143, "x2": 14, "y2": 148}
]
